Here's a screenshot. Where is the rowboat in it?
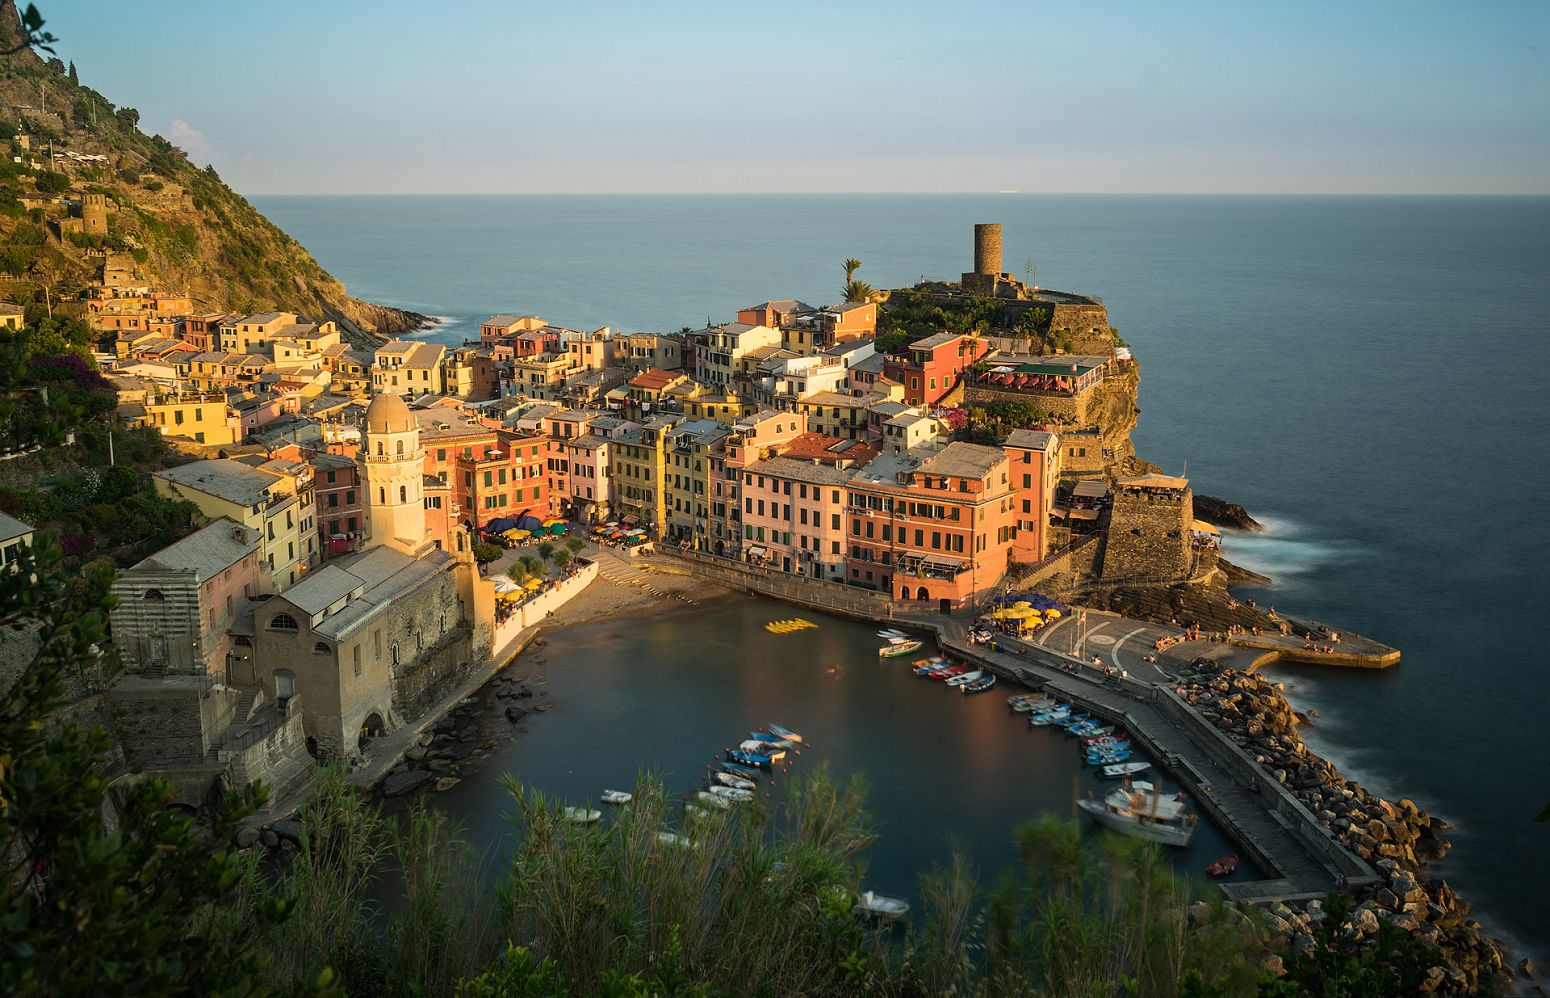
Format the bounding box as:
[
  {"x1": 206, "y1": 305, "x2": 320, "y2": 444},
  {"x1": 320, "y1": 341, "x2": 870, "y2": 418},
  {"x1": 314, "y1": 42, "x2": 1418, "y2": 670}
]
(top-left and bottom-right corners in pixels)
[
  {"x1": 708, "y1": 785, "x2": 753, "y2": 803},
  {"x1": 739, "y1": 740, "x2": 787, "y2": 763},
  {"x1": 656, "y1": 831, "x2": 694, "y2": 848},
  {"x1": 1029, "y1": 710, "x2": 1071, "y2": 726},
  {"x1": 962, "y1": 674, "x2": 997, "y2": 693},
  {"x1": 1206, "y1": 854, "x2": 1240, "y2": 877},
  {"x1": 694, "y1": 790, "x2": 731, "y2": 810},
  {"x1": 877, "y1": 628, "x2": 908, "y2": 639},
  {"x1": 600, "y1": 790, "x2": 633, "y2": 805},
  {"x1": 766, "y1": 724, "x2": 803, "y2": 743},
  {"x1": 561, "y1": 807, "x2": 602, "y2": 824},
  {"x1": 749, "y1": 731, "x2": 796, "y2": 749},
  {"x1": 727, "y1": 749, "x2": 771, "y2": 769},
  {"x1": 1078, "y1": 727, "x2": 1117, "y2": 744},
  {"x1": 1077, "y1": 782, "x2": 1197, "y2": 847},
  {"x1": 915, "y1": 662, "x2": 952, "y2": 676},
  {"x1": 879, "y1": 639, "x2": 924, "y2": 658},
  {"x1": 931, "y1": 666, "x2": 968, "y2": 681},
  {"x1": 1059, "y1": 713, "x2": 1092, "y2": 730},
  {"x1": 711, "y1": 771, "x2": 755, "y2": 791},
  {"x1": 723, "y1": 762, "x2": 762, "y2": 780},
  {"x1": 854, "y1": 890, "x2": 911, "y2": 920},
  {"x1": 1101, "y1": 761, "x2": 1151, "y2": 779},
  {"x1": 1086, "y1": 750, "x2": 1132, "y2": 766},
  {"x1": 944, "y1": 670, "x2": 985, "y2": 688}
]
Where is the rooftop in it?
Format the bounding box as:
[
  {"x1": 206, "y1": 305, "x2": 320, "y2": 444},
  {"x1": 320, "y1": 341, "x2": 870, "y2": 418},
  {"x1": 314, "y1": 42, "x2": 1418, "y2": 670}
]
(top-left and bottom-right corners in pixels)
[
  {"x1": 0, "y1": 511, "x2": 34, "y2": 543},
  {"x1": 630, "y1": 368, "x2": 683, "y2": 391},
  {"x1": 128, "y1": 519, "x2": 260, "y2": 582},
  {"x1": 919, "y1": 441, "x2": 1006, "y2": 480},
  {"x1": 155, "y1": 459, "x2": 281, "y2": 506},
  {"x1": 749, "y1": 455, "x2": 858, "y2": 487},
  {"x1": 1005, "y1": 428, "x2": 1056, "y2": 450}
]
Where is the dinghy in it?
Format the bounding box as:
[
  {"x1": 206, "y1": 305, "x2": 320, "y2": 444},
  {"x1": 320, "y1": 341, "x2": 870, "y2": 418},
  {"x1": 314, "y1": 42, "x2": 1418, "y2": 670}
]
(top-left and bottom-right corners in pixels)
[
  {"x1": 561, "y1": 807, "x2": 602, "y2": 824},
  {"x1": 727, "y1": 749, "x2": 772, "y2": 769},
  {"x1": 694, "y1": 790, "x2": 731, "y2": 810},
  {"x1": 854, "y1": 890, "x2": 911, "y2": 920},
  {"x1": 962, "y1": 674, "x2": 997, "y2": 693},
  {"x1": 944, "y1": 669, "x2": 985, "y2": 688},
  {"x1": 723, "y1": 762, "x2": 762, "y2": 781},
  {"x1": 711, "y1": 771, "x2": 755, "y2": 791},
  {"x1": 708, "y1": 785, "x2": 753, "y2": 803},
  {"x1": 1206, "y1": 854, "x2": 1240, "y2": 877},
  {"x1": 1101, "y1": 761, "x2": 1151, "y2": 779},
  {"x1": 766, "y1": 724, "x2": 804, "y2": 743},
  {"x1": 879, "y1": 639, "x2": 924, "y2": 658},
  {"x1": 600, "y1": 790, "x2": 633, "y2": 805}
]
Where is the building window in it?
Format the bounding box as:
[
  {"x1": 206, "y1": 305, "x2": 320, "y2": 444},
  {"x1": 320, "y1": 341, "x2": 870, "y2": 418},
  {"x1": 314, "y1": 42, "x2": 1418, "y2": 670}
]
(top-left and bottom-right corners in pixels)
[
  {"x1": 142, "y1": 588, "x2": 164, "y2": 601},
  {"x1": 353, "y1": 646, "x2": 362, "y2": 677},
  {"x1": 312, "y1": 641, "x2": 330, "y2": 655},
  {"x1": 268, "y1": 612, "x2": 299, "y2": 631}
]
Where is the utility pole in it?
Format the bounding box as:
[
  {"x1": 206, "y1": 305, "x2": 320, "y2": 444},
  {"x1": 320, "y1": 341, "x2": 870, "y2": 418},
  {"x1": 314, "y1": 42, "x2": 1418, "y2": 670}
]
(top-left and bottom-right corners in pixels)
[{"x1": 107, "y1": 429, "x2": 115, "y2": 466}]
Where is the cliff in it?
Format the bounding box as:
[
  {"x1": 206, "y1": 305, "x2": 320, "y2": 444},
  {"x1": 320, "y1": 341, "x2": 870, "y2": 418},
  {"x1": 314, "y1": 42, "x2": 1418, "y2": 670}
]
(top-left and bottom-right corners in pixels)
[{"x1": 0, "y1": 3, "x2": 425, "y2": 347}]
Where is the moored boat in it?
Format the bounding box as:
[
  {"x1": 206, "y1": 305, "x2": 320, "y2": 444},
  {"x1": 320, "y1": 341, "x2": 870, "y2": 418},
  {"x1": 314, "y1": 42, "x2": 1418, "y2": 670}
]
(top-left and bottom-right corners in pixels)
[
  {"x1": 727, "y1": 749, "x2": 772, "y2": 769},
  {"x1": 1101, "y1": 761, "x2": 1151, "y2": 779},
  {"x1": 656, "y1": 831, "x2": 694, "y2": 848},
  {"x1": 879, "y1": 639, "x2": 924, "y2": 658},
  {"x1": 944, "y1": 669, "x2": 985, "y2": 688},
  {"x1": 600, "y1": 790, "x2": 633, "y2": 805},
  {"x1": 766, "y1": 724, "x2": 803, "y2": 743},
  {"x1": 561, "y1": 806, "x2": 602, "y2": 824},
  {"x1": 1079, "y1": 727, "x2": 1118, "y2": 745},
  {"x1": 854, "y1": 889, "x2": 911, "y2": 920},
  {"x1": 1206, "y1": 854, "x2": 1240, "y2": 877},
  {"x1": 740, "y1": 739, "x2": 787, "y2": 762},
  {"x1": 962, "y1": 674, "x2": 997, "y2": 693},
  {"x1": 694, "y1": 790, "x2": 731, "y2": 810},
  {"x1": 749, "y1": 731, "x2": 796, "y2": 749},
  {"x1": 1076, "y1": 781, "x2": 1197, "y2": 847},
  {"x1": 723, "y1": 762, "x2": 762, "y2": 780},
  {"x1": 708, "y1": 785, "x2": 753, "y2": 803},
  {"x1": 711, "y1": 771, "x2": 755, "y2": 791},
  {"x1": 931, "y1": 665, "x2": 968, "y2": 681}
]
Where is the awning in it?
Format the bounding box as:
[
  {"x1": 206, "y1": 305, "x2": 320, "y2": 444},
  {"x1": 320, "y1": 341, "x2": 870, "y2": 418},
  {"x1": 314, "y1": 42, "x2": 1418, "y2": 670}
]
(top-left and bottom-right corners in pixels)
[
  {"x1": 1069, "y1": 508, "x2": 1100, "y2": 521},
  {"x1": 746, "y1": 545, "x2": 768, "y2": 557},
  {"x1": 1072, "y1": 480, "x2": 1109, "y2": 499},
  {"x1": 1190, "y1": 518, "x2": 1221, "y2": 535}
]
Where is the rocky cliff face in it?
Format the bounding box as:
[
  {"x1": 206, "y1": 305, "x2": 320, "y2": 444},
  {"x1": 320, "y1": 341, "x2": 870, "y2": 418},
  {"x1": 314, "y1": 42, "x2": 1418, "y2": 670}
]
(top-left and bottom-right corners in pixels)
[{"x1": 0, "y1": 4, "x2": 424, "y2": 346}]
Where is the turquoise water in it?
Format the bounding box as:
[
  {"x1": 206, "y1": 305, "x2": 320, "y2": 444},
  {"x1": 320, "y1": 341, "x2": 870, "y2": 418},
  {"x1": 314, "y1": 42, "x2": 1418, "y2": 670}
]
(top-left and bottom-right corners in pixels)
[{"x1": 254, "y1": 193, "x2": 1550, "y2": 959}]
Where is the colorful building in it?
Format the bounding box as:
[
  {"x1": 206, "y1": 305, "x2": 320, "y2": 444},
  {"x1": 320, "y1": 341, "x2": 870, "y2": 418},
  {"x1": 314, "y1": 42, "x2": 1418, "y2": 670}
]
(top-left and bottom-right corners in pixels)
[
  {"x1": 1003, "y1": 428, "x2": 1060, "y2": 563},
  {"x1": 882, "y1": 332, "x2": 990, "y2": 406}
]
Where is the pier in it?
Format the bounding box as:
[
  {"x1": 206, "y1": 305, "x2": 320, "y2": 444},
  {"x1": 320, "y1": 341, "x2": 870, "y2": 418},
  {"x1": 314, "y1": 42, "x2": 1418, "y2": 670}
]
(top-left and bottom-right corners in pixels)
[{"x1": 653, "y1": 549, "x2": 1379, "y2": 903}]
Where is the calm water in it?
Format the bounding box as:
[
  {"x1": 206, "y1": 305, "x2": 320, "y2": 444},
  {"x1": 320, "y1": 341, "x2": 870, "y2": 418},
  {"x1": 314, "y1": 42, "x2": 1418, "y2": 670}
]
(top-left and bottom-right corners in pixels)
[
  {"x1": 431, "y1": 594, "x2": 1247, "y2": 893},
  {"x1": 254, "y1": 193, "x2": 1550, "y2": 959}
]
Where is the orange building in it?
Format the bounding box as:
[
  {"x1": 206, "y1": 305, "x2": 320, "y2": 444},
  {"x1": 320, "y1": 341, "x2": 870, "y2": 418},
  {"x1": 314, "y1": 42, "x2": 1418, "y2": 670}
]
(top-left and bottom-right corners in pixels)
[
  {"x1": 882, "y1": 332, "x2": 990, "y2": 405},
  {"x1": 1004, "y1": 429, "x2": 1060, "y2": 563},
  {"x1": 845, "y1": 442, "x2": 1014, "y2": 607}
]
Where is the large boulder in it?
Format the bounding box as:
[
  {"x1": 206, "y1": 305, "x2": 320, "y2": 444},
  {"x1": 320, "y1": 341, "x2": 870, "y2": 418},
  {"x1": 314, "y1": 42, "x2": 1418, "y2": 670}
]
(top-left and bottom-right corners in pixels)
[{"x1": 269, "y1": 819, "x2": 304, "y2": 845}]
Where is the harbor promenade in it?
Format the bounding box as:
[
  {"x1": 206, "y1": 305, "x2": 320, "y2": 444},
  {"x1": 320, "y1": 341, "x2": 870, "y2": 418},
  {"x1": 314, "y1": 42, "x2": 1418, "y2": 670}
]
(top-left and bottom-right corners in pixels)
[{"x1": 650, "y1": 549, "x2": 1379, "y2": 903}]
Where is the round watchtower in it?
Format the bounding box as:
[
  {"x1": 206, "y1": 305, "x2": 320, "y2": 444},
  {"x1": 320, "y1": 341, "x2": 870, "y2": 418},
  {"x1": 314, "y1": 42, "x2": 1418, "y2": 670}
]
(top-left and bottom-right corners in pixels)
[
  {"x1": 974, "y1": 223, "x2": 1002, "y2": 276},
  {"x1": 82, "y1": 193, "x2": 108, "y2": 236}
]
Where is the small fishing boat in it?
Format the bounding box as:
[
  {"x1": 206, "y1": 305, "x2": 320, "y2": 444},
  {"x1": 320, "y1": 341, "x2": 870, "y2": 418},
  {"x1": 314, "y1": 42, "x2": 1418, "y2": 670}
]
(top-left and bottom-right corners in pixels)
[
  {"x1": 708, "y1": 785, "x2": 753, "y2": 803},
  {"x1": 879, "y1": 639, "x2": 924, "y2": 658},
  {"x1": 931, "y1": 665, "x2": 968, "y2": 681},
  {"x1": 1206, "y1": 854, "x2": 1240, "y2": 877},
  {"x1": 656, "y1": 831, "x2": 694, "y2": 848},
  {"x1": 600, "y1": 790, "x2": 633, "y2": 805},
  {"x1": 915, "y1": 662, "x2": 952, "y2": 676},
  {"x1": 766, "y1": 724, "x2": 804, "y2": 744},
  {"x1": 1078, "y1": 727, "x2": 1118, "y2": 744},
  {"x1": 711, "y1": 771, "x2": 755, "y2": 791},
  {"x1": 854, "y1": 889, "x2": 911, "y2": 920},
  {"x1": 962, "y1": 675, "x2": 997, "y2": 693},
  {"x1": 561, "y1": 807, "x2": 602, "y2": 824},
  {"x1": 727, "y1": 749, "x2": 772, "y2": 769},
  {"x1": 1101, "y1": 761, "x2": 1152, "y2": 779},
  {"x1": 944, "y1": 669, "x2": 985, "y2": 688},
  {"x1": 740, "y1": 739, "x2": 787, "y2": 762},
  {"x1": 694, "y1": 790, "x2": 731, "y2": 810},
  {"x1": 723, "y1": 762, "x2": 763, "y2": 780},
  {"x1": 1059, "y1": 713, "x2": 1092, "y2": 729},
  {"x1": 1012, "y1": 697, "x2": 1055, "y2": 713},
  {"x1": 1086, "y1": 750, "x2": 1133, "y2": 766},
  {"x1": 1077, "y1": 782, "x2": 1197, "y2": 847},
  {"x1": 1028, "y1": 706, "x2": 1072, "y2": 726},
  {"x1": 749, "y1": 731, "x2": 796, "y2": 749}
]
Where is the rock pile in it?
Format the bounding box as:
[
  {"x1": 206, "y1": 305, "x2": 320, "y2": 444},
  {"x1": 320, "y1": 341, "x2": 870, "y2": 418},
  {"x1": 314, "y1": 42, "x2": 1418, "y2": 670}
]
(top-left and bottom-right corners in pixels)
[{"x1": 1179, "y1": 667, "x2": 1507, "y2": 990}]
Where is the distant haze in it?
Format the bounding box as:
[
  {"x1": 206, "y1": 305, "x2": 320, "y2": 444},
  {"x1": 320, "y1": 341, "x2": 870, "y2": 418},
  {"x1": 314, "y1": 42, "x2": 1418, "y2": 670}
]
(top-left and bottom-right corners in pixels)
[{"x1": 45, "y1": 0, "x2": 1550, "y2": 195}]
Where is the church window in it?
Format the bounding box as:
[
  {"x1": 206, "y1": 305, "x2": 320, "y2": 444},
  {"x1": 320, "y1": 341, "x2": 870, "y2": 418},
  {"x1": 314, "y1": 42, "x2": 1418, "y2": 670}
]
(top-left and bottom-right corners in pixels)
[
  {"x1": 269, "y1": 612, "x2": 299, "y2": 631},
  {"x1": 399, "y1": 485, "x2": 407, "y2": 503}
]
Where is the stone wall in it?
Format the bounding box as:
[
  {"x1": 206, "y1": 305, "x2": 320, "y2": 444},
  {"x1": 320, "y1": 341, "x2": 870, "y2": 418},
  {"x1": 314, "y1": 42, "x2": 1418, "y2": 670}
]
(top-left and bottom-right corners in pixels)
[
  {"x1": 1101, "y1": 487, "x2": 1194, "y2": 581},
  {"x1": 388, "y1": 623, "x2": 475, "y2": 731},
  {"x1": 964, "y1": 383, "x2": 1091, "y2": 423},
  {"x1": 1009, "y1": 533, "x2": 1103, "y2": 594},
  {"x1": 107, "y1": 678, "x2": 237, "y2": 766},
  {"x1": 224, "y1": 705, "x2": 314, "y2": 805}
]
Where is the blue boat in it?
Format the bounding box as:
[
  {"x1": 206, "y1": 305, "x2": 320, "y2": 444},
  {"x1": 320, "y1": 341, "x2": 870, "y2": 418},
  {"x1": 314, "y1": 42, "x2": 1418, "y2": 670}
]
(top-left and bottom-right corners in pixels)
[
  {"x1": 723, "y1": 762, "x2": 762, "y2": 781},
  {"x1": 1060, "y1": 713, "x2": 1092, "y2": 729},
  {"x1": 727, "y1": 749, "x2": 772, "y2": 769},
  {"x1": 749, "y1": 731, "x2": 796, "y2": 748},
  {"x1": 1086, "y1": 750, "x2": 1133, "y2": 765}
]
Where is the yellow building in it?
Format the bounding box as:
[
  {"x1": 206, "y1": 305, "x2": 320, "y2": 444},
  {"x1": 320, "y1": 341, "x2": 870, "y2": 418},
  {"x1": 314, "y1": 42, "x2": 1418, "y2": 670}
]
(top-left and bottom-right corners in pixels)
[
  {"x1": 0, "y1": 302, "x2": 24, "y2": 330},
  {"x1": 372, "y1": 340, "x2": 446, "y2": 396},
  {"x1": 662, "y1": 418, "x2": 730, "y2": 548},
  {"x1": 0, "y1": 511, "x2": 33, "y2": 572},
  {"x1": 154, "y1": 458, "x2": 318, "y2": 592},
  {"x1": 611, "y1": 417, "x2": 676, "y2": 535},
  {"x1": 141, "y1": 393, "x2": 239, "y2": 447}
]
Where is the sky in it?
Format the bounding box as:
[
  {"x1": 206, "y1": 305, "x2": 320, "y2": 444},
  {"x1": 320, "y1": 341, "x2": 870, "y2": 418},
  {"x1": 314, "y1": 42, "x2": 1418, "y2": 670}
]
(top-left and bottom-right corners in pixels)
[{"x1": 37, "y1": 0, "x2": 1550, "y2": 195}]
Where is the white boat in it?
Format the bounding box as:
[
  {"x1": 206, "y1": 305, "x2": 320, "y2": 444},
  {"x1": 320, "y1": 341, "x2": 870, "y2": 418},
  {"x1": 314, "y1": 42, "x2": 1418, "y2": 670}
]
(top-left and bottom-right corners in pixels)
[
  {"x1": 879, "y1": 639, "x2": 924, "y2": 658},
  {"x1": 600, "y1": 789, "x2": 633, "y2": 805},
  {"x1": 1101, "y1": 761, "x2": 1151, "y2": 779},
  {"x1": 739, "y1": 739, "x2": 787, "y2": 763},
  {"x1": 943, "y1": 669, "x2": 985, "y2": 688},
  {"x1": 561, "y1": 806, "x2": 602, "y2": 824},
  {"x1": 708, "y1": 785, "x2": 753, "y2": 803},
  {"x1": 711, "y1": 771, "x2": 756, "y2": 791},
  {"x1": 1076, "y1": 781, "x2": 1196, "y2": 847},
  {"x1": 694, "y1": 790, "x2": 731, "y2": 810},
  {"x1": 766, "y1": 724, "x2": 804, "y2": 743},
  {"x1": 877, "y1": 628, "x2": 908, "y2": 639},
  {"x1": 656, "y1": 831, "x2": 694, "y2": 848},
  {"x1": 854, "y1": 889, "x2": 910, "y2": 920}
]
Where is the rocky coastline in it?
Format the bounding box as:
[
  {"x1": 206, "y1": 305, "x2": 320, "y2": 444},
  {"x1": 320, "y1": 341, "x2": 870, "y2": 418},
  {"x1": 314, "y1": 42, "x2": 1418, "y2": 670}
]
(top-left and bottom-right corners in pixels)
[{"x1": 1176, "y1": 664, "x2": 1512, "y2": 991}]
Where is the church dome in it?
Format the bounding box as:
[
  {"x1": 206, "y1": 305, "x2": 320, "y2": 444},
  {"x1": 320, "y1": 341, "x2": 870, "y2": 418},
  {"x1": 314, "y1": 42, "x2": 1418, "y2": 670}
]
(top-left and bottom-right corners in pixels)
[{"x1": 364, "y1": 392, "x2": 415, "y2": 435}]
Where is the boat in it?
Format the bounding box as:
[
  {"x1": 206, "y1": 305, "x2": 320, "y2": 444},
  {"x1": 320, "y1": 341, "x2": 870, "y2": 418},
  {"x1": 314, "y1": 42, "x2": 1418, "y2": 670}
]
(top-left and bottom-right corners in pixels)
[
  {"x1": 723, "y1": 762, "x2": 763, "y2": 780},
  {"x1": 1012, "y1": 697, "x2": 1055, "y2": 713},
  {"x1": 915, "y1": 662, "x2": 952, "y2": 676},
  {"x1": 749, "y1": 731, "x2": 796, "y2": 749},
  {"x1": 1076, "y1": 782, "x2": 1198, "y2": 847},
  {"x1": 600, "y1": 790, "x2": 633, "y2": 805},
  {"x1": 708, "y1": 785, "x2": 753, "y2": 803},
  {"x1": 931, "y1": 665, "x2": 968, "y2": 681},
  {"x1": 561, "y1": 807, "x2": 602, "y2": 824},
  {"x1": 1059, "y1": 713, "x2": 1092, "y2": 730},
  {"x1": 711, "y1": 771, "x2": 755, "y2": 791},
  {"x1": 1102, "y1": 761, "x2": 1152, "y2": 779},
  {"x1": 694, "y1": 790, "x2": 731, "y2": 810},
  {"x1": 944, "y1": 669, "x2": 985, "y2": 688},
  {"x1": 727, "y1": 749, "x2": 772, "y2": 769},
  {"x1": 1078, "y1": 728, "x2": 1118, "y2": 744},
  {"x1": 766, "y1": 724, "x2": 804, "y2": 744},
  {"x1": 1029, "y1": 707, "x2": 1072, "y2": 726},
  {"x1": 877, "y1": 628, "x2": 908, "y2": 639},
  {"x1": 739, "y1": 739, "x2": 787, "y2": 762},
  {"x1": 656, "y1": 831, "x2": 694, "y2": 848},
  {"x1": 1087, "y1": 750, "x2": 1132, "y2": 766},
  {"x1": 1206, "y1": 854, "x2": 1240, "y2": 877},
  {"x1": 853, "y1": 889, "x2": 911, "y2": 920},
  {"x1": 962, "y1": 674, "x2": 997, "y2": 693},
  {"x1": 879, "y1": 639, "x2": 924, "y2": 658}
]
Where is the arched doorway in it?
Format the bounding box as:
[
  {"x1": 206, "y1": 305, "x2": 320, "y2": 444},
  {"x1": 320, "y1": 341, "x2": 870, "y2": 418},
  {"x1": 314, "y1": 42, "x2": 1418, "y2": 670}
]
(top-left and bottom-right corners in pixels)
[
  {"x1": 359, "y1": 712, "x2": 386, "y2": 751},
  {"x1": 916, "y1": 585, "x2": 929, "y2": 601}
]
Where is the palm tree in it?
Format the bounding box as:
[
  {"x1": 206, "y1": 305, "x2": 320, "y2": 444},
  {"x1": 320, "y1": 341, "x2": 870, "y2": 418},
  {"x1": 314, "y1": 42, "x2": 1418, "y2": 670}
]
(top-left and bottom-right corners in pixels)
[
  {"x1": 842, "y1": 280, "x2": 873, "y2": 304},
  {"x1": 843, "y1": 258, "x2": 862, "y2": 283}
]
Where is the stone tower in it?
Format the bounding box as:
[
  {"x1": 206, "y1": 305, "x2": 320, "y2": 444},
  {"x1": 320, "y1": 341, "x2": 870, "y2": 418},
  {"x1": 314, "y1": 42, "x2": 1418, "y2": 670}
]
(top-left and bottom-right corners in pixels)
[
  {"x1": 82, "y1": 193, "x2": 108, "y2": 236},
  {"x1": 974, "y1": 223, "x2": 1002, "y2": 276},
  {"x1": 361, "y1": 393, "x2": 428, "y2": 555}
]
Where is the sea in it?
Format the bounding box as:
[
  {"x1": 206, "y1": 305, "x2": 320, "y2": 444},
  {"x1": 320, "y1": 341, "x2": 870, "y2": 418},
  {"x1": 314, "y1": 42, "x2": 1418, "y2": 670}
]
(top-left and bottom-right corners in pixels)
[{"x1": 253, "y1": 193, "x2": 1550, "y2": 963}]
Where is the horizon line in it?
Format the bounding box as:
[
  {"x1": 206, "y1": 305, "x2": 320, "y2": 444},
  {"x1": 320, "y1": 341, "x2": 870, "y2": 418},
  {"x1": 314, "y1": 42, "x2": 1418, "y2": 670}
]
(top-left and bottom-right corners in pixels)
[{"x1": 243, "y1": 190, "x2": 1550, "y2": 199}]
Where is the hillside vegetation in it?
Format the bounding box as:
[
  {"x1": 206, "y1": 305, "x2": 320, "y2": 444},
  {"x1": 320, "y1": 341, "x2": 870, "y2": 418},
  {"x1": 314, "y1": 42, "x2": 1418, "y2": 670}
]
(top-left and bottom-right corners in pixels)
[{"x1": 0, "y1": 2, "x2": 423, "y2": 346}]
